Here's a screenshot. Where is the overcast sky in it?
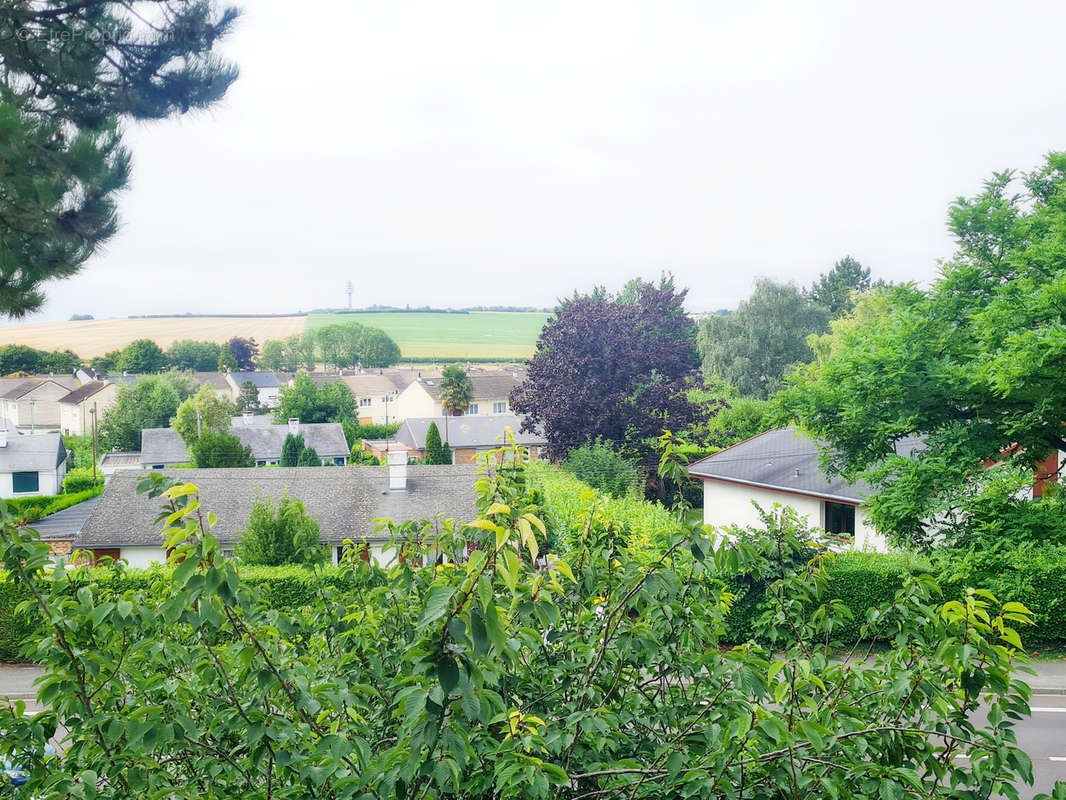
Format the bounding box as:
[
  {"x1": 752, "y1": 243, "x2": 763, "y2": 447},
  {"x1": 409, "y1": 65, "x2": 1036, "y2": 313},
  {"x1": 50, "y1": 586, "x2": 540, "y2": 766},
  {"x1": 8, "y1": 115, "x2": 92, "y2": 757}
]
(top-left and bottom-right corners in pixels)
[{"x1": 14, "y1": 0, "x2": 1066, "y2": 322}]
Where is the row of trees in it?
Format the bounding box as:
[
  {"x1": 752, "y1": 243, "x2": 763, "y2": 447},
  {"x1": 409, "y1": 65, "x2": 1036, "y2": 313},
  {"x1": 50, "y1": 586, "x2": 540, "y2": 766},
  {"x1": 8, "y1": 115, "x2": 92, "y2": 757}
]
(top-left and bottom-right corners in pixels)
[
  {"x1": 258, "y1": 322, "x2": 401, "y2": 372},
  {"x1": 0, "y1": 345, "x2": 80, "y2": 375},
  {"x1": 92, "y1": 336, "x2": 259, "y2": 374}
]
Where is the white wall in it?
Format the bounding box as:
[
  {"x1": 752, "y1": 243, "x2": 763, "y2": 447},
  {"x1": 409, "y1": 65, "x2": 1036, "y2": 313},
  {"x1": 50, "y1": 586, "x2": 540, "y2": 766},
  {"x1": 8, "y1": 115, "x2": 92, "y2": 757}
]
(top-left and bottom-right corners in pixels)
[
  {"x1": 119, "y1": 546, "x2": 167, "y2": 568},
  {"x1": 701, "y1": 480, "x2": 886, "y2": 552},
  {"x1": 0, "y1": 466, "x2": 64, "y2": 499}
]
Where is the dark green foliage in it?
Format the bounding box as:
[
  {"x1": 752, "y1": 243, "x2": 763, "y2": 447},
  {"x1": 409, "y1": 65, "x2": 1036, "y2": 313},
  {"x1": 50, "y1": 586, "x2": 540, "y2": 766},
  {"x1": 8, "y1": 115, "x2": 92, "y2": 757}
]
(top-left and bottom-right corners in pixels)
[
  {"x1": 98, "y1": 373, "x2": 194, "y2": 451},
  {"x1": 274, "y1": 374, "x2": 355, "y2": 424},
  {"x1": 62, "y1": 469, "x2": 103, "y2": 494},
  {"x1": 424, "y1": 422, "x2": 446, "y2": 464},
  {"x1": 235, "y1": 381, "x2": 260, "y2": 413},
  {"x1": 440, "y1": 441, "x2": 452, "y2": 465},
  {"x1": 342, "y1": 420, "x2": 400, "y2": 443},
  {"x1": 562, "y1": 439, "x2": 640, "y2": 498},
  {"x1": 63, "y1": 434, "x2": 93, "y2": 470},
  {"x1": 117, "y1": 338, "x2": 167, "y2": 373},
  {"x1": 297, "y1": 446, "x2": 321, "y2": 467},
  {"x1": 0, "y1": 345, "x2": 80, "y2": 375},
  {"x1": 699, "y1": 279, "x2": 830, "y2": 399},
  {"x1": 189, "y1": 431, "x2": 253, "y2": 469},
  {"x1": 236, "y1": 495, "x2": 326, "y2": 566},
  {"x1": 805, "y1": 255, "x2": 872, "y2": 317},
  {"x1": 280, "y1": 433, "x2": 304, "y2": 467},
  {"x1": 313, "y1": 322, "x2": 401, "y2": 369},
  {"x1": 165, "y1": 340, "x2": 222, "y2": 371},
  {"x1": 439, "y1": 364, "x2": 474, "y2": 417},
  {"x1": 0, "y1": 1, "x2": 239, "y2": 315},
  {"x1": 90, "y1": 351, "x2": 120, "y2": 372}
]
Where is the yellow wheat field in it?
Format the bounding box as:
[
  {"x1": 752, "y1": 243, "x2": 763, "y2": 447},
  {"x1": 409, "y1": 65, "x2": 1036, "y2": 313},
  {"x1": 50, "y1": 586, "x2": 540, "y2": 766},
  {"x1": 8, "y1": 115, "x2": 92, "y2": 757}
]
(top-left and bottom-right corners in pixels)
[{"x1": 0, "y1": 317, "x2": 307, "y2": 359}]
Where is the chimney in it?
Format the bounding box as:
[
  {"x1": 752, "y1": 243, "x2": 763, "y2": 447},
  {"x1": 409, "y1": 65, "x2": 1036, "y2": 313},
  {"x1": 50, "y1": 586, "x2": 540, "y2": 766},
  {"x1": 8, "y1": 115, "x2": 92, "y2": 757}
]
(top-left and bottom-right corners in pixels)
[
  {"x1": 243, "y1": 411, "x2": 253, "y2": 427},
  {"x1": 288, "y1": 417, "x2": 300, "y2": 435},
  {"x1": 387, "y1": 448, "x2": 408, "y2": 491}
]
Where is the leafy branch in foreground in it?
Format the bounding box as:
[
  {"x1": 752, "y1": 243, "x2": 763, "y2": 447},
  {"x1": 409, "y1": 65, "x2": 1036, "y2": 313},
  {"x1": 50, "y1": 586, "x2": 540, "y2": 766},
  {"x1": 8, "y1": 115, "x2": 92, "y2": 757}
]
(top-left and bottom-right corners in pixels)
[{"x1": 0, "y1": 442, "x2": 1061, "y2": 798}]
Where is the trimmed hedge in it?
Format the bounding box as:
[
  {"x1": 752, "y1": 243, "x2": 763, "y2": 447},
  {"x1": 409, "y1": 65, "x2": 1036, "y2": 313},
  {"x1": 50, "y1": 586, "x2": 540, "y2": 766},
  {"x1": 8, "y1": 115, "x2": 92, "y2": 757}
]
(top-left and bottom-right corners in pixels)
[
  {"x1": 62, "y1": 468, "x2": 104, "y2": 494},
  {"x1": 7, "y1": 486, "x2": 105, "y2": 524}
]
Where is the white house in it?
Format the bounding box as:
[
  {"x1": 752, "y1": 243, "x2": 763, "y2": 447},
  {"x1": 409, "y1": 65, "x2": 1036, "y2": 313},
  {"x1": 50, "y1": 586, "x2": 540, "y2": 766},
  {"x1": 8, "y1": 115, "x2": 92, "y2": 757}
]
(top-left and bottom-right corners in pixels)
[
  {"x1": 0, "y1": 377, "x2": 79, "y2": 432},
  {"x1": 0, "y1": 429, "x2": 68, "y2": 498},
  {"x1": 74, "y1": 462, "x2": 480, "y2": 567},
  {"x1": 58, "y1": 381, "x2": 118, "y2": 436},
  {"x1": 393, "y1": 371, "x2": 520, "y2": 420},
  {"x1": 686, "y1": 427, "x2": 929, "y2": 551},
  {"x1": 225, "y1": 372, "x2": 281, "y2": 408}
]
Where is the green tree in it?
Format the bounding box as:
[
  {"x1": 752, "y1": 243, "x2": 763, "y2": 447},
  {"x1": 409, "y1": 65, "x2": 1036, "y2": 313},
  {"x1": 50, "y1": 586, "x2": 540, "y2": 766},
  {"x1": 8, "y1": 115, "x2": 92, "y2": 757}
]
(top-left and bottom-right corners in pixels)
[
  {"x1": 0, "y1": 2, "x2": 238, "y2": 316},
  {"x1": 166, "y1": 340, "x2": 223, "y2": 371},
  {"x1": 297, "y1": 446, "x2": 321, "y2": 467},
  {"x1": 0, "y1": 464, "x2": 1055, "y2": 799},
  {"x1": 235, "y1": 493, "x2": 326, "y2": 566},
  {"x1": 90, "y1": 350, "x2": 121, "y2": 372},
  {"x1": 189, "y1": 430, "x2": 253, "y2": 468},
  {"x1": 805, "y1": 255, "x2": 872, "y2": 317},
  {"x1": 98, "y1": 374, "x2": 187, "y2": 451},
  {"x1": 0, "y1": 345, "x2": 80, "y2": 374},
  {"x1": 424, "y1": 421, "x2": 446, "y2": 464},
  {"x1": 439, "y1": 365, "x2": 474, "y2": 419},
  {"x1": 360, "y1": 327, "x2": 402, "y2": 367},
  {"x1": 274, "y1": 374, "x2": 355, "y2": 424},
  {"x1": 698, "y1": 279, "x2": 830, "y2": 399},
  {"x1": 171, "y1": 384, "x2": 235, "y2": 446},
  {"x1": 258, "y1": 339, "x2": 285, "y2": 371},
  {"x1": 280, "y1": 433, "x2": 305, "y2": 467},
  {"x1": 562, "y1": 439, "x2": 640, "y2": 498},
  {"x1": 783, "y1": 153, "x2": 1066, "y2": 549},
  {"x1": 116, "y1": 338, "x2": 167, "y2": 373},
  {"x1": 235, "y1": 381, "x2": 260, "y2": 413}
]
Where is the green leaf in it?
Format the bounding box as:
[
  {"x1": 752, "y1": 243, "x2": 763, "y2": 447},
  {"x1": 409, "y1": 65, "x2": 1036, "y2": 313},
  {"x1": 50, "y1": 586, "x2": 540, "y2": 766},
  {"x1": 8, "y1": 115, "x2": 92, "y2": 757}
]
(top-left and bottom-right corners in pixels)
[
  {"x1": 437, "y1": 655, "x2": 459, "y2": 694},
  {"x1": 419, "y1": 585, "x2": 456, "y2": 628}
]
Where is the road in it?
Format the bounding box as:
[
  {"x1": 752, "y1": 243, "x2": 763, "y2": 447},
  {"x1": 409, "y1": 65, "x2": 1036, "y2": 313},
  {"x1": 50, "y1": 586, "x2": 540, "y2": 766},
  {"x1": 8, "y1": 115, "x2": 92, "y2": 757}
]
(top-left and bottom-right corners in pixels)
[{"x1": 2, "y1": 665, "x2": 1065, "y2": 796}]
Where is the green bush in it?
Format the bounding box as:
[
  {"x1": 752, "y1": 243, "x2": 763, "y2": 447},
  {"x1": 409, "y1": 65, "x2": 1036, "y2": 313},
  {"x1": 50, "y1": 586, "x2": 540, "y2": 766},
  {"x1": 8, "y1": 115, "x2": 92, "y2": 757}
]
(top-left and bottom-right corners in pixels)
[
  {"x1": 0, "y1": 580, "x2": 35, "y2": 662},
  {"x1": 62, "y1": 468, "x2": 103, "y2": 493},
  {"x1": 562, "y1": 439, "x2": 640, "y2": 499}
]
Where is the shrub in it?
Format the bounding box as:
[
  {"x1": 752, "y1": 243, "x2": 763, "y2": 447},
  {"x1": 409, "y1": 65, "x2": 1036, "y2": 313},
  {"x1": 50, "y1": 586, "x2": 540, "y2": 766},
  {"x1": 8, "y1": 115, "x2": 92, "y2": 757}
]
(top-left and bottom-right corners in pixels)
[
  {"x1": 62, "y1": 468, "x2": 103, "y2": 494},
  {"x1": 6, "y1": 487, "x2": 104, "y2": 524},
  {"x1": 342, "y1": 420, "x2": 400, "y2": 443},
  {"x1": 236, "y1": 494, "x2": 326, "y2": 566},
  {"x1": 562, "y1": 439, "x2": 640, "y2": 498},
  {"x1": 297, "y1": 446, "x2": 321, "y2": 466},
  {"x1": 280, "y1": 433, "x2": 304, "y2": 467},
  {"x1": 189, "y1": 430, "x2": 254, "y2": 468}
]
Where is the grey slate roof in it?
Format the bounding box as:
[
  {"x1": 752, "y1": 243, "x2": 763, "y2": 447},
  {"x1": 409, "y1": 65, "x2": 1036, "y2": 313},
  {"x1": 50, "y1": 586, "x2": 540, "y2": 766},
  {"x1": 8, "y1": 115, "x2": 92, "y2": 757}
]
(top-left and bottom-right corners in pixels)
[
  {"x1": 140, "y1": 422, "x2": 349, "y2": 464},
  {"x1": 228, "y1": 371, "x2": 279, "y2": 389},
  {"x1": 194, "y1": 372, "x2": 231, "y2": 390},
  {"x1": 687, "y1": 427, "x2": 924, "y2": 503},
  {"x1": 343, "y1": 374, "x2": 402, "y2": 397},
  {"x1": 415, "y1": 372, "x2": 520, "y2": 402},
  {"x1": 396, "y1": 415, "x2": 545, "y2": 449},
  {"x1": 58, "y1": 381, "x2": 110, "y2": 405},
  {"x1": 0, "y1": 433, "x2": 66, "y2": 472},
  {"x1": 25, "y1": 496, "x2": 100, "y2": 542},
  {"x1": 75, "y1": 465, "x2": 481, "y2": 547}
]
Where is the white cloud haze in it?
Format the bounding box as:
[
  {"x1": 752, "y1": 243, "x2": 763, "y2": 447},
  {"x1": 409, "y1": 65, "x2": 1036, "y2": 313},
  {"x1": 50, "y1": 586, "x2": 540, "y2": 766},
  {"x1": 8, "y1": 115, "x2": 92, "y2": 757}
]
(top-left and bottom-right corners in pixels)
[{"x1": 11, "y1": 0, "x2": 1066, "y2": 321}]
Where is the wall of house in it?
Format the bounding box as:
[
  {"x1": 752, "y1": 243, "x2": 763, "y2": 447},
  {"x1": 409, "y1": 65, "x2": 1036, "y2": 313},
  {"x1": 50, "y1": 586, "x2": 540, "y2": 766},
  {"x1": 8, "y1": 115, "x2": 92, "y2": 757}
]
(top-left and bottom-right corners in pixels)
[
  {"x1": 0, "y1": 465, "x2": 64, "y2": 499},
  {"x1": 14, "y1": 384, "x2": 68, "y2": 429},
  {"x1": 59, "y1": 386, "x2": 118, "y2": 436},
  {"x1": 700, "y1": 480, "x2": 884, "y2": 552},
  {"x1": 394, "y1": 384, "x2": 437, "y2": 420},
  {"x1": 118, "y1": 546, "x2": 167, "y2": 568}
]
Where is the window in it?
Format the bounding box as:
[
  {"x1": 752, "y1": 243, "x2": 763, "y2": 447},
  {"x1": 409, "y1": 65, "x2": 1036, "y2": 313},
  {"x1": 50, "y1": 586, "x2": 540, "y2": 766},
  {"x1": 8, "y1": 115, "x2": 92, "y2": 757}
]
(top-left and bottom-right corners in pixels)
[
  {"x1": 221, "y1": 549, "x2": 235, "y2": 560},
  {"x1": 493, "y1": 401, "x2": 508, "y2": 414},
  {"x1": 151, "y1": 464, "x2": 165, "y2": 470},
  {"x1": 359, "y1": 398, "x2": 372, "y2": 408},
  {"x1": 256, "y1": 460, "x2": 267, "y2": 467},
  {"x1": 11, "y1": 471, "x2": 39, "y2": 493},
  {"x1": 467, "y1": 403, "x2": 479, "y2": 415},
  {"x1": 823, "y1": 502, "x2": 856, "y2": 535},
  {"x1": 333, "y1": 457, "x2": 346, "y2": 465}
]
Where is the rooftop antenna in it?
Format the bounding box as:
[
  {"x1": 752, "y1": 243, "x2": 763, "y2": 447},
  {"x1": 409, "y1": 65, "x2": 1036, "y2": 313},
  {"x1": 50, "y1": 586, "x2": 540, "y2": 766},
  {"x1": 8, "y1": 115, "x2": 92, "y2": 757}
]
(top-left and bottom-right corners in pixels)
[{"x1": 345, "y1": 280, "x2": 353, "y2": 309}]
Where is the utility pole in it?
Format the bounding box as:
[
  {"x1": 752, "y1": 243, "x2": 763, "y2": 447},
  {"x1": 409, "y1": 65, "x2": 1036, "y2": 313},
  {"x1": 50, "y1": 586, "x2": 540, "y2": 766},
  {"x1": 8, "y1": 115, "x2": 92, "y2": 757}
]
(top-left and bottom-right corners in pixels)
[
  {"x1": 90, "y1": 403, "x2": 98, "y2": 483},
  {"x1": 346, "y1": 280, "x2": 353, "y2": 309},
  {"x1": 29, "y1": 398, "x2": 35, "y2": 434}
]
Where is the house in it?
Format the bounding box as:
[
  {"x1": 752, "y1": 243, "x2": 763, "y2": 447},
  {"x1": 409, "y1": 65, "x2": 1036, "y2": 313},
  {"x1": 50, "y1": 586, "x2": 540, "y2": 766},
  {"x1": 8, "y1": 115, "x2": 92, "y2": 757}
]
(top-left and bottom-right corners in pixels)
[
  {"x1": 225, "y1": 372, "x2": 281, "y2": 407},
  {"x1": 24, "y1": 495, "x2": 101, "y2": 557},
  {"x1": 343, "y1": 373, "x2": 403, "y2": 425},
  {"x1": 58, "y1": 381, "x2": 118, "y2": 436},
  {"x1": 0, "y1": 430, "x2": 68, "y2": 498},
  {"x1": 98, "y1": 452, "x2": 144, "y2": 478},
  {"x1": 140, "y1": 418, "x2": 350, "y2": 468},
  {"x1": 0, "y1": 377, "x2": 79, "y2": 432},
  {"x1": 393, "y1": 371, "x2": 521, "y2": 420},
  {"x1": 193, "y1": 372, "x2": 234, "y2": 400},
  {"x1": 74, "y1": 462, "x2": 480, "y2": 567},
  {"x1": 363, "y1": 414, "x2": 546, "y2": 464},
  {"x1": 688, "y1": 427, "x2": 928, "y2": 551}
]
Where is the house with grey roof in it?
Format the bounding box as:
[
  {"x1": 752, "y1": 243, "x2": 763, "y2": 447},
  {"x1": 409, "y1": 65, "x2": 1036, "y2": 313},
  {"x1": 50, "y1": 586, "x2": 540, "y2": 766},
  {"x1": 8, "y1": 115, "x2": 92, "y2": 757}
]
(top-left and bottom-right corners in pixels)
[
  {"x1": 394, "y1": 371, "x2": 521, "y2": 420},
  {"x1": 0, "y1": 377, "x2": 78, "y2": 432},
  {"x1": 0, "y1": 430, "x2": 68, "y2": 498},
  {"x1": 24, "y1": 495, "x2": 101, "y2": 557},
  {"x1": 140, "y1": 418, "x2": 350, "y2": 469},
  {"x1": 363, "y1": 414, "x2": 545, "y2": 464},
  {"x1": 74, "y1": 462, "x2": 480, "y2": 567},
  {"x1": 688, "y1": 427, "x2": 926, "y2": 551},
  {"x1": 58, "y1": 381, "x2": 118, "y2": 436},
  {"x1": 225, "y1": 371, "x2": 281, "y2": 408}
]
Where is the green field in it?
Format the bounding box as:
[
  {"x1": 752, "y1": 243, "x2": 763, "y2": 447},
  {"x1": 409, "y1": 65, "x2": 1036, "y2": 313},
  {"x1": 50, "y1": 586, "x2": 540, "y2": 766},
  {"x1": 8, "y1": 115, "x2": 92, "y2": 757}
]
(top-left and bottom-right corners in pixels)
[{"x1": 305, "y1": 311, "x2": 550, "y2": 360}]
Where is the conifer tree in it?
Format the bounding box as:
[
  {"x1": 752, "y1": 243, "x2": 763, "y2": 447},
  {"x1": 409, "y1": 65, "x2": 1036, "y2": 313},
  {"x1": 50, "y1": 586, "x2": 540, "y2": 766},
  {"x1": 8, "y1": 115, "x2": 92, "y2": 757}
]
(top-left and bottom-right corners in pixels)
[
  {"x1": 297, "y1": 446, "x2": 321, "y2": 467},
  {"x1": 424, "y1": 422, "x2": 444, "y2": 464},
  {"x1": 280, "y1": 434, "x2": 305, "y2": 467}
]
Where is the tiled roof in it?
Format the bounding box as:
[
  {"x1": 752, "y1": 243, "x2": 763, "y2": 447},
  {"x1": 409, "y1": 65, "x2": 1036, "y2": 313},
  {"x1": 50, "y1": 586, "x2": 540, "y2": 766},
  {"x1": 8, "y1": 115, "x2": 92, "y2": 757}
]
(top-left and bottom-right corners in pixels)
[
  {"x1": 227, "y1": 371, "x2": 279, "y2": 389},
  {"x1": 194, "y1": 372, "x2": 231, "y2": 390},
  {"x1": 58, "y1": 381, "x2": 111, "y2": 405},
  {"x1": 25, "y1": 496, "x2": 100, "y2": 542},
  {"x1": 414, "y1": 372, "x2": 521, "y2": 402},
  {"x1": 0, "y1": 433, "x2": 66, "y2": 472},
  {"x1": 687, "y1": 427, "x2": 924, "y2": 504},
  {"x1": 140, "y1": 422, "x2": 350, "y2": 464},
  {"x1": 75, "y1": 465, "x2": 481, "y2": 547},
  {"x1": 396, "y1": 415, "x2": 545, "y2": 449}
]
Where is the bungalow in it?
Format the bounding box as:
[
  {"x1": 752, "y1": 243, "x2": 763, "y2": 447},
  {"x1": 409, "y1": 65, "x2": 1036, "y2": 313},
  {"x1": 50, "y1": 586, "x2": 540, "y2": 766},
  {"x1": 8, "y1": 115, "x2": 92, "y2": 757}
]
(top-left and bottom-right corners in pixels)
[
  {"x1": 0, "y1": 430, "x2": 68, "y2": 498},
  {"x1": 0, "y1": 377, "x2": 79, "y2": 432},
  {"x1": 58, "y1": 381, "x2": 118, "y2": 436},
  {"x1": 193, "y1": 372, "x2": 234, "y2": 401},
  {"x1": 394, "y1": 371, "x2": 520, "y2": 420},
  {"x1": 74, "y1": 461, "x2": 479, "y2": 567},
  {"x1": 225, "y1": 371, "x2": 281, "y2": 408},
  {"x1": 363, "y1": 414, "x2": 546, "y2": 464},
  {"x1": 688, "y1": 427, "x2": 928, "y2": 551},
  {"x1": 24, "y1": 495, "x2": 101, "y2": 558},
  {"x1": 140, "y1": 418, "x2": 350, "y2": 469}
]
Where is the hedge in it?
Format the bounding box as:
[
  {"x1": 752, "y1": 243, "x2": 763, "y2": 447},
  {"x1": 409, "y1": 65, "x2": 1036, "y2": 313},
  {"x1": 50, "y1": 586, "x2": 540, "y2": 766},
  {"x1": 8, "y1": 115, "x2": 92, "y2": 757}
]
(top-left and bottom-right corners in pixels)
[{"x1": 7, "y1": 486, "x2": 105, "y2": 525}]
